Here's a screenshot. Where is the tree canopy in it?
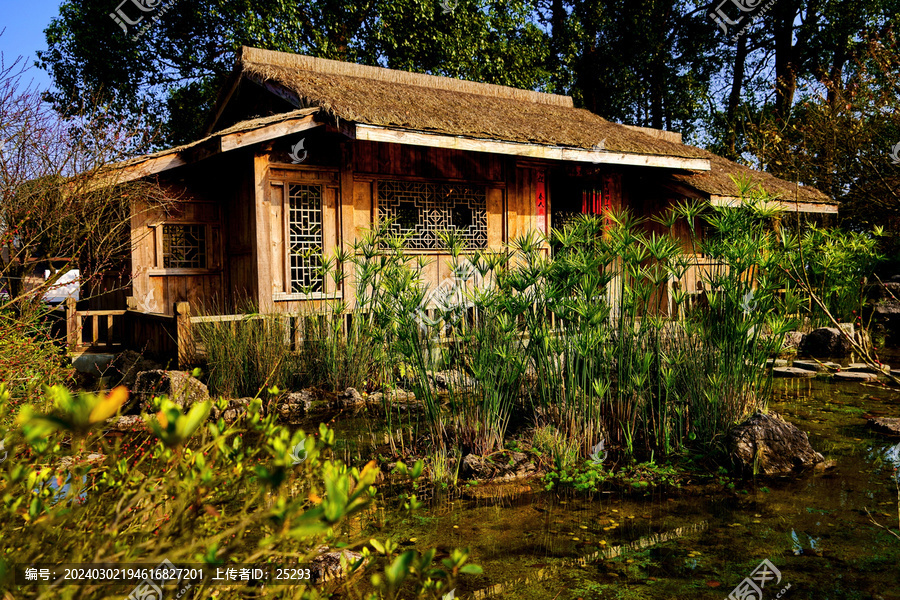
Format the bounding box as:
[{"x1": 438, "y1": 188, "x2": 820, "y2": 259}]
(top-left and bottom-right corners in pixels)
[{"x1": 35, "y1": 0, "x2": 900, "y2": 234}]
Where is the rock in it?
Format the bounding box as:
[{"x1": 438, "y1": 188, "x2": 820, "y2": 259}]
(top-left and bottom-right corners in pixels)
[
  {"x1": 727, "y1": 411, "x2": 824, "y2": 476},
  {"x1": 833, "y1": 371, "x2": 879, "y2": 382},
  {"x1": 772, "y1": 367, "x2": 816, "y2": 378},
  {"x1": 133, "y1": 370, "x2": 209, "y2": 412},
  {"x1": 334, "y1": 388, "x2": 365, "y2": 409},
  {"x1": 310, "y1": 549, "x2": 364, "y2": 584},
  {"x1": 864, "y1": 283, "x2": 900, "y2": 346},
  {"x1": 461, "y1": 451, "x2": 538, "y2": 481},
  {"x1": 59, "y1": 453, "x2": 106, "y2": 470},
  {"x1": 366, "y1": 389, "x2": 418, "y2": 412},
  {"x1": 782, "y1": 332, "x2": 806, "y2": 350},
  {"x1": 429, "y1": 370, "x2": 477, "y2": 391},
  {"x1": 845, "y1": 363, "x2": 890, "y2": 374},
  {"x1": 867, "y1": 417, "x2": 900, "y2": 436},
  {"x1": 277, "y1": 390, "x2": 313, "y2": 423},
  {"x1": 799, "y1": 328, "x2": 852, "y2": 358},
  {"x1": 109, "y1": 350, "x2": 164, "y2": 390},
  {"x1": 210, "y1": 398, "x2": 252, "y2": 424},
  {"x1": 766, "y1": 359, "x2": 789, "y2": 368},
  {"x1": 462, "y1": 481, "x2": 534, "y2": 500},
  {"x1": 791, "y1": 360, "x2": 827, "y2": 372},
  {"x1": 106, "y1": 415, "x2": 147, "y2": 432}
]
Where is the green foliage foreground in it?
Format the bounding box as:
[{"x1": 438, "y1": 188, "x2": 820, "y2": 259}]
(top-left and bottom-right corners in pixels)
[{"x1": 0, "y1": 385, "x2": 479, "y2": 599}]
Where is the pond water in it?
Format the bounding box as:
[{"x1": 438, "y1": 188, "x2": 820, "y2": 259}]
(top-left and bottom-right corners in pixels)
[{"x1": 325, "y1": 369, "x2": 900, "y2": 600}]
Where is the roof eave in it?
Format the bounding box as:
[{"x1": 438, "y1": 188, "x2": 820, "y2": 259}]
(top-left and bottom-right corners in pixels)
[
  {"x1": 355, "y1": 124, "x2": 711, "y2": 171},
  {"x1": 709, "y1": 194, "x2": 838, "y2": 214}
]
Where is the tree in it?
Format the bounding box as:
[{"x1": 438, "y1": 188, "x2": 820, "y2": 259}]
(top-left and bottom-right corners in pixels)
[
  {"x1": 545, "y1": 0, "x2": 722, "y2": 138},
  {"x1": 38, "y1": 0, "x2": 552, "y2": 149},
  {"x1": 0, "y1": 54, "x2": 166, "y2": 311}
]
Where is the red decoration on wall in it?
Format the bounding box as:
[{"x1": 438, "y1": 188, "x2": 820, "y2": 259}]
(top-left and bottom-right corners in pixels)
[{"x1": 536, "y1": 171, "x2": 547, "y2": 234}]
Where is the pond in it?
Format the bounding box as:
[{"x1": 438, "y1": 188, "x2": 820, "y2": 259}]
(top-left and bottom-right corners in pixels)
[{"x1": 322, "y1": 370, "x2": 900, "y2": 600}]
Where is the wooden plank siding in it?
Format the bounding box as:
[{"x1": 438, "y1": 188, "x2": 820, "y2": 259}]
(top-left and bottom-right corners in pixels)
[{"x1": 130, "y1": 135, "x2": 633, "y2": 318}]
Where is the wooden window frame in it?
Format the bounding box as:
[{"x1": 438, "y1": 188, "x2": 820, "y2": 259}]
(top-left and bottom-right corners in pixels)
[
  {"x1": 271, "y1": 178, "x2": 342, "y2": 301},
  {"x1": 147, "y1": 221, "x2": 221, "y2": 276}
]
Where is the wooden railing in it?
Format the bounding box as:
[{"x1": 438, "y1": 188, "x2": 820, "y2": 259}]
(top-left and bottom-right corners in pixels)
[
  {"x1": 65, "y1": 299, "x2": 126, "y2": 352},
  {"x1": 63, "y1": 298, "x2": 189, "y2": 367}
]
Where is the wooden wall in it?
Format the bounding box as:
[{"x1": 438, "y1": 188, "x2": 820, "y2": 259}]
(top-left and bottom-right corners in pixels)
[
  {"x1": 254, "y1": 139, "x2": 545, "y2": 314},
  {"x1": 130, "y1": 156, "x2": 238, "y2": 316}
]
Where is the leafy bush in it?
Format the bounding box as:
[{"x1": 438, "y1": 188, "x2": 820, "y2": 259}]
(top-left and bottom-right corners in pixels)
[{"x1": 0, "y1": 386, "x2": 480, "y2": 599}]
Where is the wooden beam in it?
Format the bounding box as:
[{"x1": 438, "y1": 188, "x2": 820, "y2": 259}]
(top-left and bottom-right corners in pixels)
[
  {"x1": 220, "y1": 115, "x2": 321, "y2": 151},
  {"x1": 112, "y1": 153, "x2": 188, "y2": 184},
  {"x1": 354, "y1": 125, "x2": 711, "y2": 171},
  {"x1": 710, "y1": 195, "x2": 838, "y2": 214},
  {"x1": 110, "y1": 115, "x2": 322, "y2": 184}
]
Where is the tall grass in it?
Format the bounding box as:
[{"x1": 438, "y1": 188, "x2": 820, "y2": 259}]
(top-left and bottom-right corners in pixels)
[
  {"x1": 196, "y1": 183, "x2": 877, "y2": 463},
  {"x1": 194, "y1": 309, "x2": 303, "y2": 398}
]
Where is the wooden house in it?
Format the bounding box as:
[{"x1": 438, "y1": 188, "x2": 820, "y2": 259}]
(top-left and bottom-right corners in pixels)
[{"x1": 110, "y1": 46, "x2": 836, "y2": 318}]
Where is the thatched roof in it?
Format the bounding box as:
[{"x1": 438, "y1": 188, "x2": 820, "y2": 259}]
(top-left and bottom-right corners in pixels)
[
  {"x1": 236, "y1": 47, "x2": 707, "y2": 161},
  {"x1": 672, "y1": 146, "x2": 834, "y2": 205}
]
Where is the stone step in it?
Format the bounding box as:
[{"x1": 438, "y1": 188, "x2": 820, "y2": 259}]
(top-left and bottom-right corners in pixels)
[
  {"x1": 791, "y1": 360, "x2": 840, "y2": 372},
  {"x1": 844, "y1": 362, "x2": 891, "y2": 374},
  {"x1": 772, "y1": 367, "x2": 817, "y2": 378},
  {"x1": 833, "y1": 371, "x2": 879, "y2": 382}
]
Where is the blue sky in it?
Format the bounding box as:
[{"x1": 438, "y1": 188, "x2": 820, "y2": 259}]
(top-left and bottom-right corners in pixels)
[{"x1": 0, "y1": 0, "x2": 63, "y2": 91}]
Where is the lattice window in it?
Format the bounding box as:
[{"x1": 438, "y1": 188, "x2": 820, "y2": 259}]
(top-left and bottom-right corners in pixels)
[
  {"x1": 288, "y1": 183, "x2": 324, "y2": 293},
  {"x1": 162, "y1": 224, "x2": 206, "y2": 269},
  {"x1": 377, "y1": 180, "x2": 488, "y2": 250}
]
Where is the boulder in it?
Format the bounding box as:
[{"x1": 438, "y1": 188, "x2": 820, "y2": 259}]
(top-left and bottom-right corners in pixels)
[
  {"x1": 727, "y1": 411, "x2": 824, "y2": 476},
  {"x1": 766, "y1": 359, "x2": 789, "y2": 368},
  {"x1": 59, "y1": 453, "x2": 106, "y2": 470},
  {"x1": 864, "y1": 282, "x2": 900, "y2": 346},
  {"x1": 799, "y1": 328, "x2": 852, "y2": 358},
  {"x1": 310, "y1": 549, "x2": 364, "y2": 584},
  {"x1": 782, "y1": 332, "x2": 806, "y2": 351},
  {"x1": 109, "y1": 351, "x2": 164, "y2": 390},
  {"x1": 461, "y1": 451, "x2": 538, "y2": 482},
  {"x1": 366, "y1": 388, "x2": 418, "y2": 412},
  {"x1": 429, "y1": 370, "x2": 478, "y2": 391},
  {"x1": 772, "y1": 367, "x2": 816, "y2": 378},
  {"x1": 334, "y1": 388, "x2": 365, "y2": 409},
  {"x1": 210, "y1": 398, "x2": 252, "y2": 424},
  {"x1": 106, "y1": 415, "x2": 147, "y2": 432},
  {"x1": 867, "y1": 417, "x2": 900, "y2": 436},
  {"x1": 276, "y1": 390, "x2": 313, "y2": 423},
  {"x1": 133, "y1": 370, "x2": 209, "y2": 412}
]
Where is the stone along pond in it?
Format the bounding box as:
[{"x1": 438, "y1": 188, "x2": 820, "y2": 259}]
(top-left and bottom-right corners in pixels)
[{"x1": 315, "y1": 370, "x2": 900, "y2": 600}]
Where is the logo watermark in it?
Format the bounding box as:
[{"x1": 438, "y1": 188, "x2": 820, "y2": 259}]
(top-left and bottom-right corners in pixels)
[
  {"x1": 708, "y1": 0, "x2": 780, "y2": 41},
  {"x1": 740, "y1": 290, "x2": 757, "y2": 314},
  {"x1": 889, "y1": 142, "x2": 900, "y2": 165},
  {"x1": 414, "y1": 262, "x2": 482, "y2": 334},
  {"x1": 290, "y1": 438, "x2": 308, "y2": 465},
  {"x1": 589, "y1": 439, "x2": 607, "y2": 466},
  {"x1": 439, "y1": 0, "x2": 458, "y2": 15},
  {"x1": 590, "y1": 139, "x2": 608, "y2": 163},
  {"x1": 289, "y1": 139, "x2": 308, "y2": 164},
  {"x1": 727, "y1": 558, "x2": 790, "y2": 600},
  {"x1": 110, "y1": 0, "x2": 179, "y2": 41},
  {"x1": 126, "y1": 559, "x2": 192, "y2": 600}
]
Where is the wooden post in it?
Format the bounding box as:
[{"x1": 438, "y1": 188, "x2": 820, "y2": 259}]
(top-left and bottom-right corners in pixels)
[
  {"x1": 65, "y1": 297, "x2": 78, "y2": 351},
  {"x1": 175, "y1": 301, "x2": 195, "y2": 369}
]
